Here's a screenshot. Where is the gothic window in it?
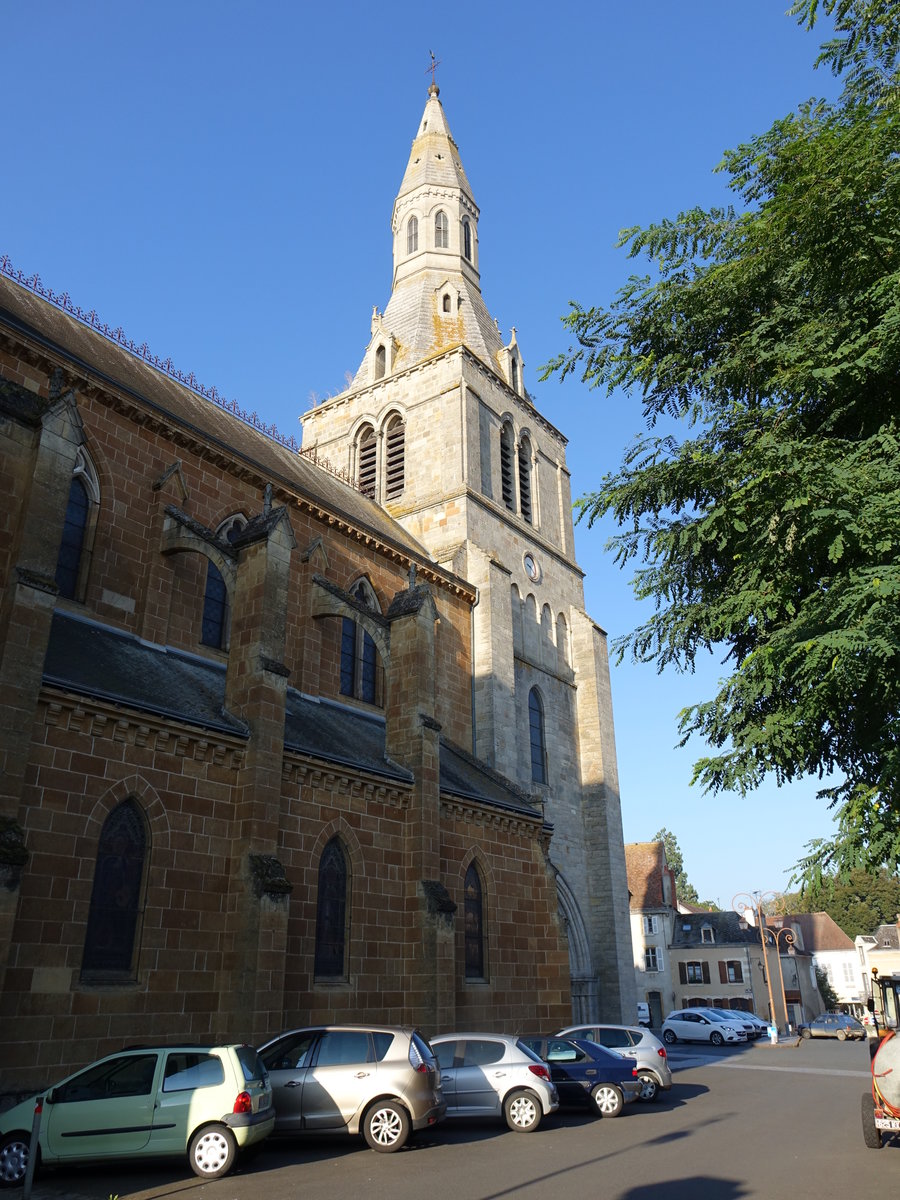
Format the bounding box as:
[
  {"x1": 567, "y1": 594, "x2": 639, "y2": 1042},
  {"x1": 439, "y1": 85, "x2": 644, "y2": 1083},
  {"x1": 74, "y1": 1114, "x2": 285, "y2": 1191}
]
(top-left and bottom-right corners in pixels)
[
  {"x1": 55, "y1": 446, "x2": 100, "y2": 601},
  {"x1": 556, "y1": 613, "x2": 569, "y2": 670},
  {"x1": 500, "y1": 422, "x2": 515, "y2": 511},
  {"x1": 384, "y1": 414, "x2": 405, "y2": 499},
  {"x1": 357, "y1": 425, "x2": 377, "y2": 498},
  {"x1": 510, "y1": 584, "x2": 523, "y2": 657},
  {"x1": 511, "y1": 357, "x2": 518, "y2": 394},
  {"x1": 375, "y1": 344, "x2": 386, "y2": 380},
  {"x1": 314, "y1": 838, "x2": 348, "y2": 978},
  {"x1": 201, "y1": 515, "x2": 246, "y2": 649},
  {"x1": 464, "y1": 862, "x2": 485, "y2": 979},
  {"x1": 442, "y1": 293, "x2": 451, "y2": 313},
  {"x1": 407, "y1": 215, "x2": 419, "y2": 255},
  {"x1": 81, "y1": 799, "x2": 147, "y2": 980},
  {"x1": 462, "y1": 218, "x2": 472, "y2": 261},
  {"x1": 529, "y1": 687, "x2": 547, "y2": 784},
  {"x1": 340, "y1": 578, "x2": 383, "y2": 706},
  {"x1": 435, "y1": 210, "x2": 449, "y2": 248},
  {"x1": 518, "y1": 435, "x2": 533, "y2": 524}
]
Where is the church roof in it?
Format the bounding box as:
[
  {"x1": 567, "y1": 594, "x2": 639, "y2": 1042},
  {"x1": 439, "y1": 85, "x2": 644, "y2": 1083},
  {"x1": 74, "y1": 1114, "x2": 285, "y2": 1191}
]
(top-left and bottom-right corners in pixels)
[
  {"x1": 42, "y1": 611, "x2": 538, "y2": 814},
  {"x1": 0, "y1": 273, "x2": 446, "y2": 577},
  {"x1": 394, "y1": 85, "x2": 476, "y2": 208}
]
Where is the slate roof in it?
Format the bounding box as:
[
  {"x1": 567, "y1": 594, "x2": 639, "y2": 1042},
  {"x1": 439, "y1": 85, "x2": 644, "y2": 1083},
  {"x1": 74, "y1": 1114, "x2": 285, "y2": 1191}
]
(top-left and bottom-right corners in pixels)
[
  {"x1": 670, "y1": 910, "x2": 760, "y2": 948},
  {"x1": 42, "y1": 611, "x2": 538, "y2": 814}
]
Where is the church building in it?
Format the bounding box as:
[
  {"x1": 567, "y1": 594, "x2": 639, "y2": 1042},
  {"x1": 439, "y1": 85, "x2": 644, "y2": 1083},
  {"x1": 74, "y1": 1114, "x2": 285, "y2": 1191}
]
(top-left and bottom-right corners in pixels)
[{"x1": 0, "y1": 83, "x2": 634, "y2": 1096}]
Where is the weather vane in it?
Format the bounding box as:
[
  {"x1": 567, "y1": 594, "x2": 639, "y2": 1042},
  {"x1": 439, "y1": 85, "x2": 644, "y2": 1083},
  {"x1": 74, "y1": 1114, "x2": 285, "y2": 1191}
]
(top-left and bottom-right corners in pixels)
[{"x1": 427, "y1": 50, "x2": 441, "y2": 88}]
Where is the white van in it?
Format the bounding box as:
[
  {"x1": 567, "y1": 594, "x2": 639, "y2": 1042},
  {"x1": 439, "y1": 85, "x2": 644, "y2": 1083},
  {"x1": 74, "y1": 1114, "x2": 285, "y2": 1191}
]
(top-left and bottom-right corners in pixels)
[{"x1": 636, "y1": 1002, "x2": 650, "y2": 1027}]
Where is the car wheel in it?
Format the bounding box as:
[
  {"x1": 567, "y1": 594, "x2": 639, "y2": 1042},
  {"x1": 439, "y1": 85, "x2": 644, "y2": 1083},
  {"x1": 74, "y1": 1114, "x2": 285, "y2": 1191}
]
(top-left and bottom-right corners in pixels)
[
  {"x1": 591, "y1": 1083, "x2": 624, "y2": 1118},
  {"x1": 710, "y1": 1031, "x2": 724, "y2": 1046},
  {"x1": 663, "y1": 1029, "x2": 677, "y2": 1045},
  {"x1": 800, "y1": 1028, "x2": 811, "y2": 1039},
  {"x1": 636, "y1": 1072, "x2": 659, "y2": 1102},
  {"x1": 0, "y1": 1133, "x2": 30, "y2": 1188},
  {"x1": 363, "y1": 1100, "x2": 410, "y2": 1152},
  {"x1": 837, "y1": 1028, "x2": 847, "y2": 1041},
  {"x1": 861, "y1": 1092, "x2": 883, "y2": 1149},
  {"x1": 189, "y1": 1125, "x2": 236, "y2": 1180},
  {"x1": 504, "y1": 1089, "x2": 542, "y2": 1132}
]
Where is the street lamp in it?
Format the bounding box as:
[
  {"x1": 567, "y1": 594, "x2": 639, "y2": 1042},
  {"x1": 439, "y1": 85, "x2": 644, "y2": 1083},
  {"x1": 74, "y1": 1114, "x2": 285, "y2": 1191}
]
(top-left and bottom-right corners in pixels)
[
  {"x1": 733, "y1": 890, "x2": 781, "y2": 1030},
  {"x1": 766, "y1": 925, "x2": 796, "y2": 1033}
]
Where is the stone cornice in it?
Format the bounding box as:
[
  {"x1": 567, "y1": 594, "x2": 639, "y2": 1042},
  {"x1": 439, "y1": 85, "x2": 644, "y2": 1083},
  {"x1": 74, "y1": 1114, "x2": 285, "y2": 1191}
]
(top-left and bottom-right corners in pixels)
[
  {"x1": 283, "y1": 755, "x2": 412, "y2": 810},
  {"x1": 440, "y1": 794, "x2": 546, "y2": 838}
]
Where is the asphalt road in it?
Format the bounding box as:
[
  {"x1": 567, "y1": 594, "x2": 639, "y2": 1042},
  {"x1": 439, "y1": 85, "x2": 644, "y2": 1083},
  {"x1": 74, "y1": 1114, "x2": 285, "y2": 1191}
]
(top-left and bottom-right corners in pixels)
[{"x1": 24, "y1": 1036, "x2": 892, "y2": 1200}]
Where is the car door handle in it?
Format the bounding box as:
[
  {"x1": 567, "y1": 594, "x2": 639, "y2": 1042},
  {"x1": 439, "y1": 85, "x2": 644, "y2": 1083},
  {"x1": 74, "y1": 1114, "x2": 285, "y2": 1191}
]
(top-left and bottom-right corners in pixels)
[
  {"x1": 354, "y1": 1072, "x2": 370, "y2": 1079},
  {"x1": 285, "y1": 1080, "x2": 303, "y2": 1088}
]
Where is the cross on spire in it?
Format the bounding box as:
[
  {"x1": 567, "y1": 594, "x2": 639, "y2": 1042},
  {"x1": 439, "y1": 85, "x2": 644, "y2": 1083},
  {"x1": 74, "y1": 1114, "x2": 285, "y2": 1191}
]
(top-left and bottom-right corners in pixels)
[{"x1": 426, "y1": 50, "x2": 441, "y2": 90}]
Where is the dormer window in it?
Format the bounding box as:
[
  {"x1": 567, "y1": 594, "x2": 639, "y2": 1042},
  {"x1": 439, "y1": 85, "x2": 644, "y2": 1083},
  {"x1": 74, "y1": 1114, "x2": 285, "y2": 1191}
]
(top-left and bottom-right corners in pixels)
[
  {"x1": 407, "y1": 215, "x2": 419, "y2": 255},
  {"x1": 435, "y1": 210, "x2": 449, "y2": 249},
  {"x1": 462, "y1": 218, "x2": 472, "y2": 261},
  {"x1": 701, "y1": 925, "x2": 714, "y2": 944}
]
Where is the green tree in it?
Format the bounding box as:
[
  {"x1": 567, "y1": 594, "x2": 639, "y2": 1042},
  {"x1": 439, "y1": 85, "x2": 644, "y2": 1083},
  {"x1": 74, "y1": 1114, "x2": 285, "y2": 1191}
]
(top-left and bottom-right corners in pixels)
[
  {"x1": 781, "y1": 867, "x2": 900, "y2": 939},
  {"x1": 653, "y1": 827, "x2": 700, "y2": 905},
  {"x1": 816, "y1": 964, "x2": 840, "y2": 1012},
  {"x1": 547, "y1": 1, "x2": 900, "y2": 886}
]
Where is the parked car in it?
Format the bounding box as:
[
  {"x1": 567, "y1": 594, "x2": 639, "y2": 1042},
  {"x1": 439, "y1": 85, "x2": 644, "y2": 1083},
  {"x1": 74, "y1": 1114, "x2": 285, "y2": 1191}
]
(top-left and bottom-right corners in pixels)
[
  {"x1": 798, "y1": 1013, "x2": 867, "y2": 1042},
  {"x1": 557, "y1": 1023, "x2": 672, "y2": 1101},
  {"x1": 518, "y1": 1036, "x2": 640, "y2": 1117},
  {"x1": 257, "y1": 1025, "x2": 445, "y2": 1152},
  {"x1": 698, "y1": 1008, "x2": 761, "y2": 1040},
  {"x1": 729, "y1": 1011, "x2": 769, "y2": 1038},
  {"x1": 430, "y1": 1034, "x2": 558, "y2": 1132},
  {"x1": 0, "y1": 1043, "x2": 274, "y2": 1186},
  {"x1": 662, "y1": 1010, "x2": 745, "y2": 1045}
]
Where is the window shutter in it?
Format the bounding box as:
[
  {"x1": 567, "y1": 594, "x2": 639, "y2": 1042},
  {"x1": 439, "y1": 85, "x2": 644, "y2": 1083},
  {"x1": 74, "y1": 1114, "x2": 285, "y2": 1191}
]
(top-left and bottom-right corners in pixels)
[
  {"x1": 679, "y1": 961, "x2": 687, "y2": 984},
  {"x1": 718, "y1": 961, "x2": 727, "y2": 983},
  {"x1": 702, "y1": 961, "x2": 710, "y2": 984}
]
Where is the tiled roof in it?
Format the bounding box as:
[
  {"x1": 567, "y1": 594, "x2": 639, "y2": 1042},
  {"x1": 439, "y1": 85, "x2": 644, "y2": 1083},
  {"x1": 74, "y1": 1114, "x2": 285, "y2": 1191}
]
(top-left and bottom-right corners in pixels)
[
  {"x1": 782, "y1": 912, "x2": 855, "y2": 953},
  {"x1": 624, "y1": 842, "x2": 667, "y2": 909}
]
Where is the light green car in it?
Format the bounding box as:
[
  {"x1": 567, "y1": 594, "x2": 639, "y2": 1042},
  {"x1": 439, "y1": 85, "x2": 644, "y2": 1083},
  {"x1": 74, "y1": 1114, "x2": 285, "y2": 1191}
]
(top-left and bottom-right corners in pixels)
[{"x1": 0, "y1": 1044, "x2": 274, "y2": 1187}]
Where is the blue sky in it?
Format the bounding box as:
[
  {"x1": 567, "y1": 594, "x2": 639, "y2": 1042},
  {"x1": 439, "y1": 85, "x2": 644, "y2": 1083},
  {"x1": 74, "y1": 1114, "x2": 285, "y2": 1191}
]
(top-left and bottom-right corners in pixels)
[{"x1": 4, "y1": 2, "x2": 843, "y2": 907}]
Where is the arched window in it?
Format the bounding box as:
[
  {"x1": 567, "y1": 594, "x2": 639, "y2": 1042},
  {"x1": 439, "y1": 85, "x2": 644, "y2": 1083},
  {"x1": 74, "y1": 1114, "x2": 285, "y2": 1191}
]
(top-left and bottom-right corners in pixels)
[
  {"x1": 510, "y1": 584, "x2": 524, "y2": 657},
  {"x1": 81, "y1": 799, "x2": 147, "y2": 979},
  {"x1": 442, "y1": 293, "x2": 451, "y2": 313},
  {"x1": 518, "y1": 436, "x2": 533, "y2": 524},
  {"x1": 529, "y1": 688, "x2": 547, "y2": 784},
  {"x1": 341, "y1": 578, "x2": 383, "y2": 706},
  {"x1": 435, "y1": 210, "x2": 449, "y2": 248},
  {"x1": 384, "y1": 413, "x2": 405, "y2": 499},
  {"x1": 201, "y1": 515, "x2": 246, "y2": 649},
  {"x1": 511, "y1": 357, "x2": 519, "y2": 394},
  {"x1": 357, "y1": 424, "x2": 377, "y2": 498},
  {"x1": 374, "y1": 344, "x2": 386, "y2": 380},
  {"x1": 541, "y1": 604, "x2": 554, "y2": 669},
  {"x1": 314, "y1": 837, "x2": 348, "y2": 978},
  {"x1": 556, "y1": 612, "x2": 570, "y2": 669},
  {"x1": 464, "y1": 862, "x2": 485, "y2": 979},
  {"x1": 462, "y1": 218, "x2": 472, "y2": 261},
  {"x1": 55, "y1": 446, "x2": 100, "y2": 601},
  {"x1": 407, "y1": 215, "x2": 419, "y2": 255},
  {"x1": 500, "y1": 422, "x2": 515, "y2": 511}
]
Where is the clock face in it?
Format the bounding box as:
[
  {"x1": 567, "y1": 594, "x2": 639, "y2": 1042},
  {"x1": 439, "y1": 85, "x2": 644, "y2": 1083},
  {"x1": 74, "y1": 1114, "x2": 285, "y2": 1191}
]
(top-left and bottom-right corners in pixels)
[{"x1": 523, "y1": 553, "x2": 540, "y2": 583}]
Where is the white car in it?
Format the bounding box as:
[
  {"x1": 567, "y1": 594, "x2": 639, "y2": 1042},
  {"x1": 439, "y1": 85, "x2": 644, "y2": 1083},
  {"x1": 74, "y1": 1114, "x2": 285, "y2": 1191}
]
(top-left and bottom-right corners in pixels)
[
  {"x1": 662, "y1": 1010, "x2": 745, "y2": 1045},
  {"x1": 708, "y1": 1008, "x2": 768, "y2": 1038},
  {"x1": 430, "y1": 1034, "x2": 559, "y2": 1132},
  {"x1": 557, "y1": 1023, "x2": 673, "y2": 1101}
]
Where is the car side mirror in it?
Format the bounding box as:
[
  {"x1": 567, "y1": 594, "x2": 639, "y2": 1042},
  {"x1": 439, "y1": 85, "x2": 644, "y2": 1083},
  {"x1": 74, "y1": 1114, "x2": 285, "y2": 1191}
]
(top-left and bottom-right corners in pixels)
[
  {"x1": 867, "y1": 998, "x2": 875, "y2": 1013},
  {"x1": 45, "y1": 1089, "x2": 56, "y2": 1105}
]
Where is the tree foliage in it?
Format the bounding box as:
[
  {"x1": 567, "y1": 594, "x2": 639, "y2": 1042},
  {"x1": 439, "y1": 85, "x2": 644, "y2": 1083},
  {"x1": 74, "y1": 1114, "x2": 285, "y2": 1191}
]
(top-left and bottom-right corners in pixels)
[
  {"x1": 779, "y1": 867, "x2": 900, "y2": 939},
  {"x1": 546, "y1": 1, "x2": 900, "y2": 885},
  {"x1": 653, "y1": 827, "x2": 700, "y2": 906},
  {"x1": 815, "y1": 964, "x2": 840, "y2": 1011}
]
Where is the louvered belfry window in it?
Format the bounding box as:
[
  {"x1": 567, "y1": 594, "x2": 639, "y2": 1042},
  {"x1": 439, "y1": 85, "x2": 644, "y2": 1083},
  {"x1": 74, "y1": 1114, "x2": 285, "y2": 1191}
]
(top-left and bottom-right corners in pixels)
[
  {"x1": 358, "y1": 426, "x2": 377, "y2": 498},
  {"x1": 384, "y1": 415, "x2": 405, "y2": 499},
  {"x1": 500, "y1": 423, "x2": 515, "y2": 510},
  {"x1": 518, "y1": 437, "x2": 532, "y2": 523}
]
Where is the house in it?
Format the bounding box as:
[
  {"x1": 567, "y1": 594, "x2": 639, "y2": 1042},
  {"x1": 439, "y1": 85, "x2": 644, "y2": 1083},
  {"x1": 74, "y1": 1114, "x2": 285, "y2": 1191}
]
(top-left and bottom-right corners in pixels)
[{"x1": 624, "y1": 842, "x2": 677, "y2": 1026}]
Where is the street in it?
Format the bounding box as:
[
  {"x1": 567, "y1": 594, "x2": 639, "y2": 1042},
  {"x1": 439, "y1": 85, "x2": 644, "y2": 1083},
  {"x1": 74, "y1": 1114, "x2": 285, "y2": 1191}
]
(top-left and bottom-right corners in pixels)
[{"x1": 25, "y1": 1037, "x2": 893, "y2": 1200}]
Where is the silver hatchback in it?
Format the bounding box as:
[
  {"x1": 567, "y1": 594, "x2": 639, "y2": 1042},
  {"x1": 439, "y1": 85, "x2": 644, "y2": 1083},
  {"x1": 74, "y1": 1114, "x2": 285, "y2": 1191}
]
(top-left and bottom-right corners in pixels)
[
  {"x1": 431, "y1": 1033, "x2": 559, "y2": 1132},
  {"x1": 558, "y1": 1024, "x2": 673, "y2": 1101},
  {"x1": 257, "y1": 1025, "x2": 445, "y2": 1152}
]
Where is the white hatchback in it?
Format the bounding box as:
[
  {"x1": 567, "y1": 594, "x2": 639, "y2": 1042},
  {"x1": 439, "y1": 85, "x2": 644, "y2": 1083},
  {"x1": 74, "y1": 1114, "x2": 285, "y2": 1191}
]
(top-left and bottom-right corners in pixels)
[{"x1": 662, "y1": 1010, "x2": 745, "y2": 1045}]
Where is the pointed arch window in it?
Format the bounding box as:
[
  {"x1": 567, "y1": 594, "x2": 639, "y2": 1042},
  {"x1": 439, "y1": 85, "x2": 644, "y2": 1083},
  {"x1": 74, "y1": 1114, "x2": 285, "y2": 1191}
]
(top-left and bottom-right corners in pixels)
[
  {"x1": 529, "y1": 687, "x2": 547, "y2": 784},
  {"x1": 374, "y1": 344, "x2": 386, "y2": 381},
  {"x1": 518, "y1": 435, "x2": 533, "y2": 524},
  {"x1": 81, "y1": 799, "x2": 147, "y2": 980},
  {"x1": 407, "y1": 215, "x2": 419, "y2": 255},
  {"x1": 500, "y1": 422, "x2": 515, "y2": 511},
  {"x1": 315, "y1": 837, "x2": 348, "y2": 978},
  {"x1": 341, "y1": 579, "x2": 383, "y2": 706},
  {"x1": 435, "y1": 210, "x2": 449, "y2": 249},
  {"x1": 384, "y1": 414, "x2": 405, "y2": 499},
  {"x1": 357, "y1": 424, "x2": 377, "y2": 498},
  {"x1": 511, "y1": 357, "x2": 519, "y2": 394},
  {"x1": 202, "y1": 515, "x2": 246, "y2": 649},
  {"x1": 442, "y1": 293, "x2": 451, "y2": 313},
  {"x1": 462, "y1": 218, "x2": 472, "y2": 261},
  {"x1": 55, "y1": 446, "x2": 100, "y2": 601},
  {"x1": 464, "y1": 862, "x2": 485, "y2": 979}
]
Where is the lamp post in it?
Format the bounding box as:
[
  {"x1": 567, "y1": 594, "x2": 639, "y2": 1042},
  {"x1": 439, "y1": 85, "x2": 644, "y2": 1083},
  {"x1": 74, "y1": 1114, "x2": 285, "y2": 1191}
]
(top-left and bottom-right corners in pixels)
[
  {"x1": 766, "y1": 925, "x2": 796, "y2": 1033},
  {"x1": 733, "y1": 890, "x2": 780, "y2": 1029}
]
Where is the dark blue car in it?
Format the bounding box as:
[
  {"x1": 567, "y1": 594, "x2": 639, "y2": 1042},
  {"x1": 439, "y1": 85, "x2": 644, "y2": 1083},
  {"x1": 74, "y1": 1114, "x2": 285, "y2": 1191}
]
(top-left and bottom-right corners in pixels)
[{"x1": 519, "y1": 1036, "x2": 640, "y2": 1117}]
